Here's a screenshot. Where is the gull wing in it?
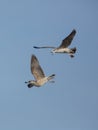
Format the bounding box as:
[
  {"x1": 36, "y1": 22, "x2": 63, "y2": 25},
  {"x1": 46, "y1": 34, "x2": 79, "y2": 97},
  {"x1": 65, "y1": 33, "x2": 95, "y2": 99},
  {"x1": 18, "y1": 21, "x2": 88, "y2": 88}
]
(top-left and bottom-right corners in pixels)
[
  {"x1": 33, "y1": 46, "x2": 55, "y2": 49},
  {"x1": 59, "y1": 29, "x2": 76, "y2": 48},
  {"x1": 31, "y1": 55, "x2": 45, "y2": 80}
]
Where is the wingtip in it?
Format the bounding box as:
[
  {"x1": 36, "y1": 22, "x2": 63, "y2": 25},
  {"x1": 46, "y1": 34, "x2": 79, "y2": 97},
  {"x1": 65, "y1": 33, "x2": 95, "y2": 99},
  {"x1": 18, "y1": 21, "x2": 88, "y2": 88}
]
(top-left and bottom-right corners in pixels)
[
  {"x1": 25, "y1": 81, "x2": 27, "y2": 83},
  {"x1": 72, "y1": 29, "x2": 76, "y2": 34},
  {"x1": 27, "y1": 84, "x2": 33, "y2": 88},
  {"x1": 52, "y1": 74, "x2": 56, "y2": 77},
  {"x1": 70, "y1": 55, "x2": 74, "y2": 58},
  {"x1": 33, "y1": 46, "x2": 39, "y2": 49}
]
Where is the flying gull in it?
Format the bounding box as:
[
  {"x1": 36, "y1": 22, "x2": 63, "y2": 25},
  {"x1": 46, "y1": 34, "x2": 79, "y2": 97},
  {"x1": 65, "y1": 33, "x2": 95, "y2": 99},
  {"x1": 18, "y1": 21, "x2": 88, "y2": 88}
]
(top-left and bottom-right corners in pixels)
[
  {"x1": 33, "y1": 29, "x2": 76, "y2": 58},
  {"x1": 25, "y1": 55, "x2": 55, "y2": 88}
]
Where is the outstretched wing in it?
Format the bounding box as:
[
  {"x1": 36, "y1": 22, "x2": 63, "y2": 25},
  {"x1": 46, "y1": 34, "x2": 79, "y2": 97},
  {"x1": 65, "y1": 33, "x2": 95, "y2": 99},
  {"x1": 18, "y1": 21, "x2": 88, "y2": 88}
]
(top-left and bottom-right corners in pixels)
[
  {"x1": 31, "y1": 55, "x2": 45, "y2": 80},
  {"x1": 33, "y1": 46, "x2": 55, "y2": 49},
  {"x1": 59, "y1": 29, "x2": 76, "y2": 48}
]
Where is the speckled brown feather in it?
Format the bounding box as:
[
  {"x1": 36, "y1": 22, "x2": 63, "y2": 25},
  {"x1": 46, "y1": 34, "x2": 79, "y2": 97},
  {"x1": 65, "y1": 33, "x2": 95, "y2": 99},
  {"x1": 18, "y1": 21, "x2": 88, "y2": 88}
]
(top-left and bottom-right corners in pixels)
[{"x1": 31, "y1": 55, "x2": 45, "y2": 80}]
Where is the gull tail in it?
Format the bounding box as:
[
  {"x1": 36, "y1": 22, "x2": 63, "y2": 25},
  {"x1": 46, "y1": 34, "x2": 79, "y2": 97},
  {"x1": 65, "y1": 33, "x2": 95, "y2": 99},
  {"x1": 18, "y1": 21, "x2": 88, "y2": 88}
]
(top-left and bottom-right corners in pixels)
[
  {"x1": 69, "y1": 47, "x2": 77, "y2": 58},
  {"x1": 33, "y1": 46, "x2": 55, "y2": 49},
  {"x1": 71, "y1": 47, "x2": 77, "y2": 53},
  {"x1": 47, "y1": 74, "x2": 55, "y2": 81}
]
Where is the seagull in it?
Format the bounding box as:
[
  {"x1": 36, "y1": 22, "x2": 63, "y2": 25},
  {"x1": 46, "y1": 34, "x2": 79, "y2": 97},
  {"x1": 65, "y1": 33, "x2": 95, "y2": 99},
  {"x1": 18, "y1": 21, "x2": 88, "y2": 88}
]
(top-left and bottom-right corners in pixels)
[
  {"x1": 25, "y1": 55, "x2": 55, "y2": 88},
  {"x1": 33, "y1": 29, "x2": 76, "y2": 58}
]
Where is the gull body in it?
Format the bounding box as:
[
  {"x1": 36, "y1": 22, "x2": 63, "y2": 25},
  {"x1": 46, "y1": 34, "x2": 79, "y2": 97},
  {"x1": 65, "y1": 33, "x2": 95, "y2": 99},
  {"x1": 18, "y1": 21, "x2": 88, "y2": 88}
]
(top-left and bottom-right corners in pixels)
[
  {"x1": 25, "y1": 55, "x2": 55, "y2": 88},
  {"x1": 33, "y1": 29, "x2": 77, "y2": 58}
]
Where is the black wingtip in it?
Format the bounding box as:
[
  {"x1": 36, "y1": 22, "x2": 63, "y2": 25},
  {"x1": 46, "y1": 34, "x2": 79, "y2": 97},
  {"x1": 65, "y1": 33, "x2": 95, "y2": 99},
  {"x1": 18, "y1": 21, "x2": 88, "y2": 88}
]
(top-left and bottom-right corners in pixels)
[
  {"x1": 27, "y1": 84, "x2": 33, "y2": 88},
  {"x1": 72, "y1": 29, "x2": 76, "y2": 34},
  {"x1": 70, "y1": 55, "x2": 74, "y2": 58},
  {"x1": 25, "y1": 81, "x2": 27, "y2": 83},
  {"x1": 52, "y1": 74, "x2": 55, "y2": 77},
  {"x1": 33, "y1": 46, "x2": 40, "y2": 49}
]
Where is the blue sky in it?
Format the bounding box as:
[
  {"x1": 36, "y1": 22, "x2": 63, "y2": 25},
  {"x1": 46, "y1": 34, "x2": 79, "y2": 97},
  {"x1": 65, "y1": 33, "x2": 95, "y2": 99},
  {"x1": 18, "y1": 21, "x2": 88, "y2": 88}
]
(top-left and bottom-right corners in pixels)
[{"x1": 0, "y1": 0, "x2": 98, "y2": 130}]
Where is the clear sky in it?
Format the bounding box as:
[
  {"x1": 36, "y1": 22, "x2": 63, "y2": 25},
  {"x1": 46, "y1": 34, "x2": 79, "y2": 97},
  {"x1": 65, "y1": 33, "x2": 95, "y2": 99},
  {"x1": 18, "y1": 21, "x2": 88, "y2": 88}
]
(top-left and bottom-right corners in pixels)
[{"x1": 0, "y1": 0, "x2": 98, "y2": 130}]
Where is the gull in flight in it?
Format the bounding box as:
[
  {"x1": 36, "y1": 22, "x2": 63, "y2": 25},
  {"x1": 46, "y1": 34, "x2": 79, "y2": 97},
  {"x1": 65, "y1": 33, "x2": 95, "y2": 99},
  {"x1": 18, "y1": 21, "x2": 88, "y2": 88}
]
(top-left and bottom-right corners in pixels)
[
  {"x1": 25, "y1": 55, "x2": 55, "y2": 88},
  {"x1": 33, "y1": 29, "x2": 76, "y2": 58}
]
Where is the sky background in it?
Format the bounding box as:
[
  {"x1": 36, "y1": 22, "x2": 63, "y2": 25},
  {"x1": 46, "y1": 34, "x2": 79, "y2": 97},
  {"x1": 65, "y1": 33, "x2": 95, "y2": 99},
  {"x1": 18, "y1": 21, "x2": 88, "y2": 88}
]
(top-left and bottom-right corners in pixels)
[{"x1": 0, "y1": 0, "x2": 98, "y2": 130}]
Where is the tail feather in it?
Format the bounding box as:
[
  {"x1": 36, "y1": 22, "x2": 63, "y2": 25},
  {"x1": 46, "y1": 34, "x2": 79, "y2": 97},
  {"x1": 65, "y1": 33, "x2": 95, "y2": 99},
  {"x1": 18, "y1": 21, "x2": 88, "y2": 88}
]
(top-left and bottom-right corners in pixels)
[
  {"x1": 47, "y1": 74, "x2": 55, "y2": 81},
  {"x1": 69, "y1": 47, "x2": 76, "y2": 58},
  {"x1": 71, "y1": 47, "x2": 76, "y2": 53}
]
